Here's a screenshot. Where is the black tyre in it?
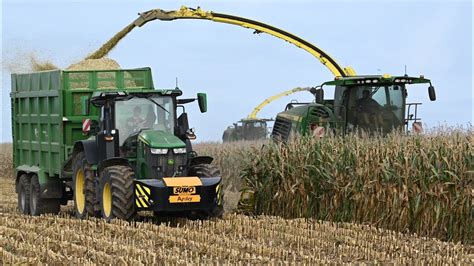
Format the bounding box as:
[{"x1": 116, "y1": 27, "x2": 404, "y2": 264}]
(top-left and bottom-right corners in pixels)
[
  {"x1": 189, "y1": 163, "x2": 220, "y2": 177},
  {"x1": 72, "y1": 152, "x2": 100, "y2": 218},
  {"x1": 17, "y1": 174, "x2": 31, "y2": 215},
  {"x1": 99, "y1": 165, "x2": 136, "y2": 222},
  {"x1": 188, "y1": 164, "x2": 224, "y2": 218},
  {"x1": 29, "y1": 175, "x2": 60, "y2": 216}
]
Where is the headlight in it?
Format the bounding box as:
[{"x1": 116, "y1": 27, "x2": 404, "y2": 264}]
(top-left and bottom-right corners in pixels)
[
  {"x1": 150, "y1": 148, "x2": 168, "y2": 155},
  {"x1": 173, "y1": 148, "x2": 186, "y2": 154}
]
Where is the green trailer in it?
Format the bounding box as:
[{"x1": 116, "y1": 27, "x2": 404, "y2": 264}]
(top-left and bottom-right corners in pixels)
[{"x1": 11, "y1": 68, "x2": 223, "y2": 220}]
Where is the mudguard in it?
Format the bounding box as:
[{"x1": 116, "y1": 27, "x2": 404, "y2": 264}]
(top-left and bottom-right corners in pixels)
[
  {"x1": 188, "y1": 156, "x2": 213, "y2": 166},
  {"x1": 73, "y1": 139, "x2": 99, "y2": 165}
]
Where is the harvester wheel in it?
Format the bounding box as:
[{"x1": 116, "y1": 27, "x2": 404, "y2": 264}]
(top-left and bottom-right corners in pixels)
[
  {"x1": 72, "y1": 152, "x2": 100, "y2": 218},
  {"x1": 189, "y1": 164, "x2": 224, "y2": 218},
  {"x1": 99, "y1": 165, "x2": 136, "y2": 222},
  {"x1": 17, "y1": 174, "x2": 31, "y2": 215},
  {"x1": 29, "y1": 174, "x2": 60, "y2": 216}
]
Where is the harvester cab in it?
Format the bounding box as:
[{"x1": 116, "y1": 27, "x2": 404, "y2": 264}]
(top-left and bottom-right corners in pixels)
[
  {"x1": 75, "y1": 87, "x2": 223, "y2": 221},
  {"x1": 222, "y1": 118, "x2": 272, "y2": 142},
  {"x1": 324, "y1": 75, "x2": 435, "y2": 134},
  {"x1": 271, "y1": 75, "x2": 436, "y2": 141}
]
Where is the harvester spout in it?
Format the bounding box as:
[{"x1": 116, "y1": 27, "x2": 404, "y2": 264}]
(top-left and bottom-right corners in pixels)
[{"x1": 134, "y1": 6, "x2": 212, "y2": 27}]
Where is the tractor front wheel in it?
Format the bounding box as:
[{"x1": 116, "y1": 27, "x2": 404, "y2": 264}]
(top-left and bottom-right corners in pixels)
[{"x1": 99, "y1": 165, "x2": 136, "y2": 222}]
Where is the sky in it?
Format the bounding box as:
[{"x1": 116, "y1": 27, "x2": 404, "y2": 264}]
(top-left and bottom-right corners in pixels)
[{"x1": 1, "y1": 0, "x2": 472, "y2": 142}]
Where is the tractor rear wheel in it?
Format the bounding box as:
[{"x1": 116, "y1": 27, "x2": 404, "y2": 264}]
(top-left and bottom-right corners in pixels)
[
  {"x1": 99, "y1": 165, "x2": 136, "y2": 222},
  {"x1": 72, "y1": 152, "x2": 100, "y2": 218},
  {"x1": 189, "y1": 164, "x2": 224, "y2": 218},
  {"x1": 29, "y1": 174, "x2": 60, "y2": 216},
  {"x1": 17, "y1": 174, "x2": 31, "y2": 215}
]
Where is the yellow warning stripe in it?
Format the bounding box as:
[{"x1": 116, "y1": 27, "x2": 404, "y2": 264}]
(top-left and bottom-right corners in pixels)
[
  {"x1": 135, "y1": 199, "x2": 142, "y2": 208},
  {"x1": 136, "y1": 184, "x2": 149, "y2": 200},
  {"x1": 141, "y1": 184, "x2": 151, "y2": 195},
  {"x1": 135, "y1": 189, "x2": 148, "y2": 208}
]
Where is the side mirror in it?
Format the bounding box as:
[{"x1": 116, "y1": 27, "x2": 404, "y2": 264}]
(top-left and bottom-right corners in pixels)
[
  {"x1": 428, "y1": 86, "x2": 436, "y2": 101},
  {"x1": 197, "y1": 93, "x2": 207, "y2": 113},
  {"x1": 315, "y1": 89, "x2": 324, "y2": 103}
]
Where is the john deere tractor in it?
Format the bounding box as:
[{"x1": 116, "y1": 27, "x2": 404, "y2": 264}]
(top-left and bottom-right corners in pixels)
[{"x1": 12, "y1": 68, "x2": 223, "y2": 221}]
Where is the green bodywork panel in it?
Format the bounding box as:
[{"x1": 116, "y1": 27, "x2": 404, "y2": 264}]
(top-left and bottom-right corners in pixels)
[
  {"x1": 138, "y1": 130, "x2": 186, "y2": 149},
  {"x1": 134, "y1": 131, "x2": 185, "y2": 180},
  {"x1": 136, "y1": 141, "x2": 147, "y2": 180},
  {"x1": 275, "y1": 103, "x2": 340, "y2": 137}
]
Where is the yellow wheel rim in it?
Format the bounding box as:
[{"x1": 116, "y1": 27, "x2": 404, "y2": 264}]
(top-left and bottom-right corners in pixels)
[
  {"x1": 75, "y1": 169, "x2": 85, "y2": 214},
  {"x1": 102, "y1": 182, "x2": 112, "y2": 217}
]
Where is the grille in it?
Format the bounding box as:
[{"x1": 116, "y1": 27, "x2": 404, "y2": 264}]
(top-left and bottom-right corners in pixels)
[
  {"x1": 310, "y1": 107, "x2": 330, "y2": 118},
  {"x1": 145, "y1": 148, "x2": 187, "y2": 178},
  {"x1": 272, "y1": 117, "x2": 291, "y2": 142}
]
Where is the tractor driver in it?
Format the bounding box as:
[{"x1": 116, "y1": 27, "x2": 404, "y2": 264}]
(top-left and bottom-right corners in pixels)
[
  {"x1": 356, "y1": 90, "x2": 384, "y2": 128},
  {"x1": 126, "y1": 106, "x2": 146, "y2": 133}
]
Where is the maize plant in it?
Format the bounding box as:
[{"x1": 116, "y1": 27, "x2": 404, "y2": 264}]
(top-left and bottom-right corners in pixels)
[{"x1": 241, "y1": 129, "x2": 473, "y2": 243}]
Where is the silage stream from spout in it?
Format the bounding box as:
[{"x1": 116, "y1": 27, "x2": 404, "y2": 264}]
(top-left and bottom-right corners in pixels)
[{"x1": 85, "y1": 22, "x2": 136, "y2": 60}]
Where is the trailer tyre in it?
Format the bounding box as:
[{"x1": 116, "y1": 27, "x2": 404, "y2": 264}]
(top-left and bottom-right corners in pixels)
[
  {"x1": 99, "y1": 165, "x2": 136, "y2": 222},
  {"x1": 17, "y1": 174, "x2": 31, "y2": 215},
  {"x1": 29, "y1": 175, "x2": 60, "y2": 216},
  {"x1": 189, "y1": 164, "x2": 224, "y2": 218},
  {"x1": 73, "y1": 152, "x2": 100, "y2": 218}
]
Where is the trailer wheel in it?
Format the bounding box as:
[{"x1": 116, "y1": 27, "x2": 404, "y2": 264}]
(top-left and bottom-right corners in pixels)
[
  {"x1": 99, "y1": 165, "x2": 136, "y2": 222},
  {"x1": 29, "y1": 175, "x2": 60, "y2": 216},
  {"x1": 189, "y1": 164, "x2": 224, "y2": 218},
  {"x1": 73, "y1": 152, "x2": 100, "y2": 218},
  {"x1": 17, "y1": 174, "x2": 31, "y2": 215}
]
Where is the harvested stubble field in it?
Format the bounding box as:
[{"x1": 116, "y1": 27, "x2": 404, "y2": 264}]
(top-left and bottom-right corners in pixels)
[{"x1": 1, "y1": 135, "x2": 473, "y2": 264}]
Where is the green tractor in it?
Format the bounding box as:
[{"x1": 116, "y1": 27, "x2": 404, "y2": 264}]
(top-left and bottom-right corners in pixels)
[
  {"x1": 271, "y1": 75, "x2": 436, "y2": 141},
  {"x1": 12, "y1": 68, "x2": 223, "y2": 221},
  {"x1": 222, "y1": 119, "x2": 272, "y2": 142}
]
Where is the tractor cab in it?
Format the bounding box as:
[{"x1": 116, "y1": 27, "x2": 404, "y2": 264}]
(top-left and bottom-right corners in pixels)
[{"x1": 322, "y1": 75, "x2": 436, "y2": 134}]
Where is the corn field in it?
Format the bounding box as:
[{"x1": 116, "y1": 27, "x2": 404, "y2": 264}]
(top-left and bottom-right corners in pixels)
[
  {"x1": 241, "y1": 130, "x2": 473, "y2": 243},
  {"x1": 194, "y1": 141, "x2": 265, "y2": 192},
  {"x1": 1, "y1": 130, "x2": 473, "y2": 263}
]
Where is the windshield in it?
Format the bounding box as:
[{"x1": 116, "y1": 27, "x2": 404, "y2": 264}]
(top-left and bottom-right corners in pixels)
[
  {"x1": 356, "y1": 85, "x2": 404, "y2": 120},
  {"x1": 352, "y1": 84, "x2": 405, "y2": 132},
  {"x1": 116, "y1": 95, "x2": 175, "y2": 145}
]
